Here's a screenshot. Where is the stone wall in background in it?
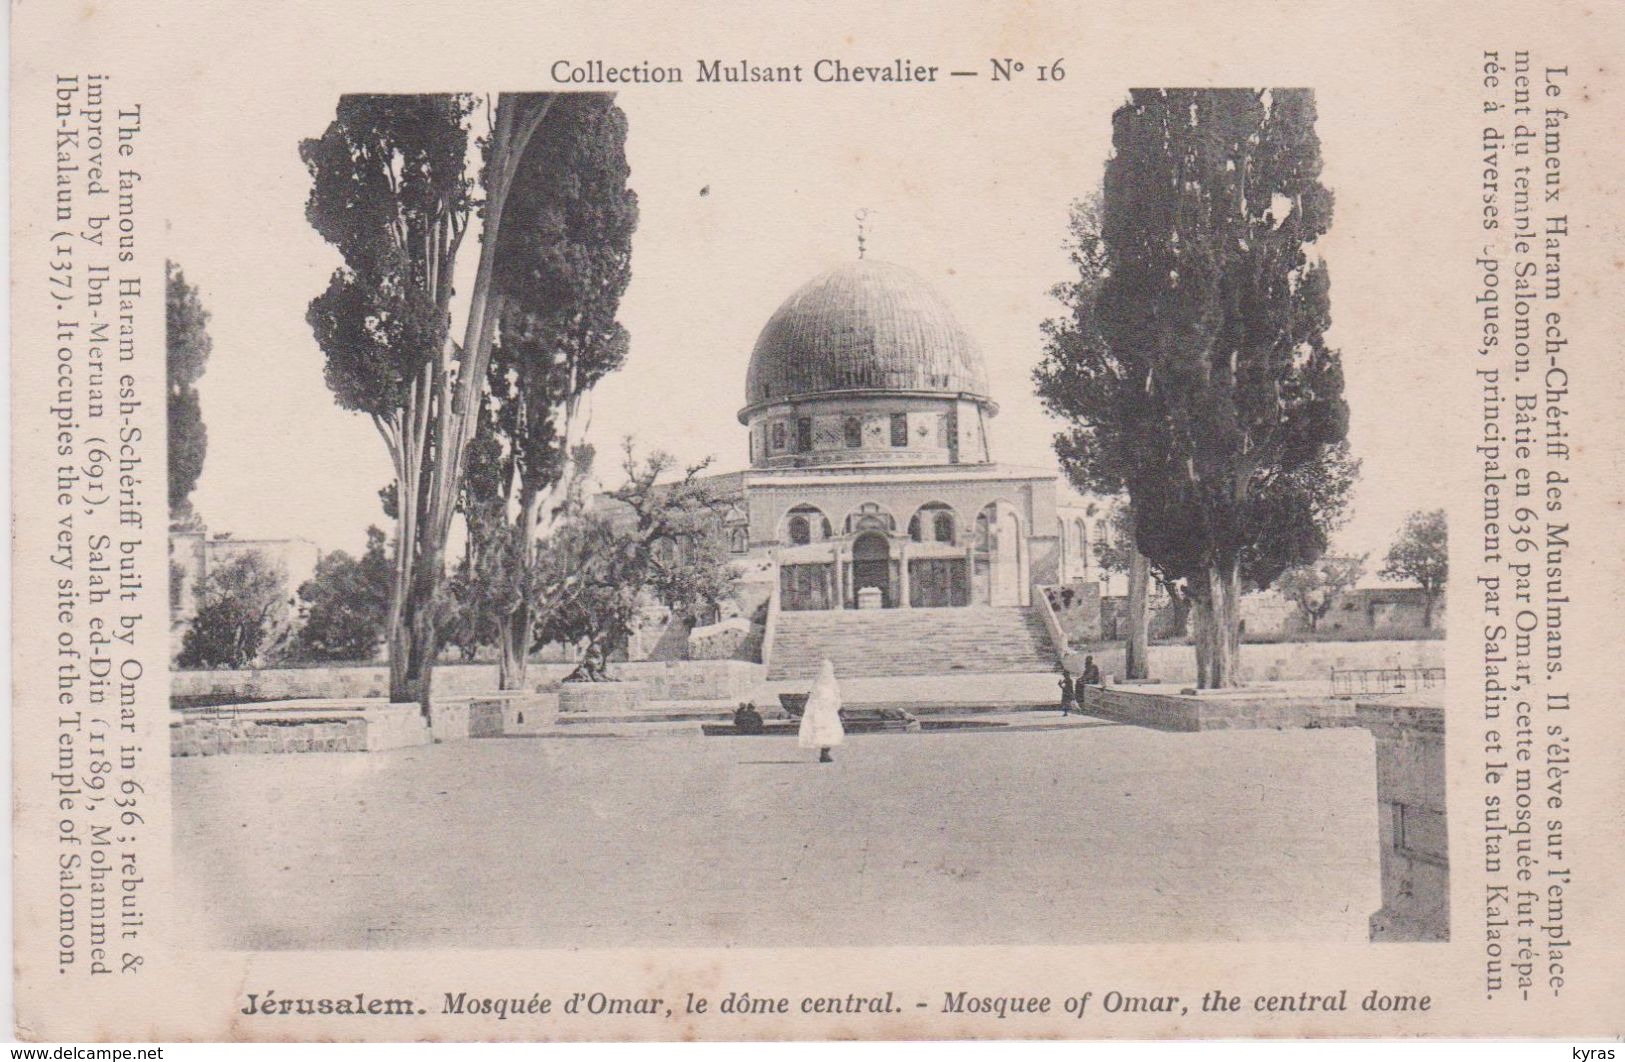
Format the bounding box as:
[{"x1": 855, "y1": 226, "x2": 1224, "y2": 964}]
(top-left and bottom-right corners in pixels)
[
  {"x1": 559, "y1": 681, "x2": 649, "y2": 715},
  {"x1": 1082, "y1": 639, "x2": 1444, "y2": 686},
  {"x1": 1044, "y1": 582, "x2": 1102, "y2": 646},
  {"x1": 171, "y1": 663, "x2": 503, "y2": 706},
  {"x1": 1098, "y1": 594, "x2": 1186, "y2": 642},
  {"x1": 607, "y1": 659, "x2": 763, "y2": 702},
  {"x1": 173, "y1": 659, "x2": 765, "y2": 708}
]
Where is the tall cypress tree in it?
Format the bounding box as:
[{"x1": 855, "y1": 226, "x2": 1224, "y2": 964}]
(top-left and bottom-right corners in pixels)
[
  {"x1": 1037, "y1": 196, "x2": 1150, "y2": 678},
  {"x1": 166, "y1": 262, "x2": 211, "y2": 518},
  {"x1": 474, "y1": 93, "x2": 639, "y2": 690},
  {"x1": 303, "y1": 92, "x2": 560, "y2": 709},
  {"x1": 1041, "y1": 89, "x2": 1355, "y2": 687}
]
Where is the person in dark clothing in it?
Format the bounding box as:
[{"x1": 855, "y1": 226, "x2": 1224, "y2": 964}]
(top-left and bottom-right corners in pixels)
[
  {"x1": 733, "y1": 702, "x2": 765, "y2": 734},
  {"x1": 1081, "y1": 655, "x2": 1102, "y2": 687},
  {"x1": 1057, "y1": 669, "x2": 1077, "y2": 715}
]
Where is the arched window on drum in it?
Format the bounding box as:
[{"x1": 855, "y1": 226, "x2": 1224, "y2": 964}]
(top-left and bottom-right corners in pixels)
[
  {"x1": 784, "y1": 504, "x2": 832, "y2": 546},
  {"x1": 908, "y1": 502, "x2": 957, "y2": 544}
]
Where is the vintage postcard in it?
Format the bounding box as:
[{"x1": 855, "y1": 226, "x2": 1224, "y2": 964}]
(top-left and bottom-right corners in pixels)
[{"x1": 9, "y1": 0, "x2": 1623, "y2": 1042}]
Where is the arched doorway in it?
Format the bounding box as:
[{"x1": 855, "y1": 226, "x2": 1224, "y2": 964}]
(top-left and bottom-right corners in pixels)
[
  {"x1": 850, "y1": 532, "x2": 892, "y2": 608},
  {"x1": 992, "y1": 508, "x2": 1022, "y2": 605},
  {"x1": 974, "y1": 501, "x2": 1026, "y2": 606}
]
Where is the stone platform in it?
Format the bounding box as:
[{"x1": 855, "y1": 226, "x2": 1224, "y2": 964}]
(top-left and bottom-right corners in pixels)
[
  {"x1": 174, "y1": 724, "x2": 1379, "y2": 949},
  {"x1": 750, "y1": 670, "x2": 1064, "y2": 712},
  {"x1": 1081, "y1": 681, "x2": 1355, "y2": 732},
  {"x1": 170, "y1": 669, "x2": 1084, "y2": 757},
  {"x1": 170, "y1": 701, "x2": 430, "y2": 757}
]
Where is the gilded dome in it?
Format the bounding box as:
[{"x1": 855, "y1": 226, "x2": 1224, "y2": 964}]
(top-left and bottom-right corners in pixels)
[{"x1": 742, "y1": 260, "x2": 991, "y2": 416}]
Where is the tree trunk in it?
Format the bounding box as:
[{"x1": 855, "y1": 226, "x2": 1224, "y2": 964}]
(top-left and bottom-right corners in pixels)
[
  {"x1": 390, "y1": 95, "x2": 555, "y2": 716},
  {"x1": 1215, "y1": 566, "x2": 1235, "y2": 687},
  {"x1": 400, "y1": 551, "x2": 441, "y2": 716},
  {"x1": 1166, "y1": 590, "x2": 1191, "y2": 638},
  {"x1": 1422, "y1": 593, "x2": 1436, "y2": 629},
  {"x1": 1191, "y1": 561, "x2": 1243, "y2": 689},
  {"x1": 1222, "y1": 562, "x2": 1242, "y2": 681},
  {"x1": 387, "y1": 549, "x2": 424, "y2": 704},
  {"x1": 387, "y1": 622, "x2": 411, "y2": 702},
  {"x1": 497, "y1": 478, "x2": 549, "y2": 691},
  {"x1": 498, "y1": 604, "x2": 531, "y2": 691},
  {"x1": 1191, "y1": 589, "x2": 1213, "y2": 688},
  {"x1": 390, "y1": 562, "x2": 443, "y2": 714},
  {"x1": 1124, "y1": 532, "x2": 1151, "y2": 681}
]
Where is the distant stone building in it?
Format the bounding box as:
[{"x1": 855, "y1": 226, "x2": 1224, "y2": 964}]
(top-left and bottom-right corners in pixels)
[
  {"x1": 1239, "y1": 589, "x2": 1299, "y2": 637},
  {"x1": 169, "y1": 525, "x2": 320, "y2": 661},
  {"x1": 1243, "y1": 584, "x2": 1445, "y2": 637},
  {"x1": 1320, "y1": 586, "x2": 1443, "y2": 633}
]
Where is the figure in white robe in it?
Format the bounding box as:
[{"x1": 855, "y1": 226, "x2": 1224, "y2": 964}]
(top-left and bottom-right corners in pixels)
[{"x1": 798, "y1": 658, "x2": 845, "y2": 763}]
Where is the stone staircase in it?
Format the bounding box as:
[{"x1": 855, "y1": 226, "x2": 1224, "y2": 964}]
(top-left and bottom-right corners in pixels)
[{"x1": 767, "y1": 606, "x2": 1059, "y2": 681}]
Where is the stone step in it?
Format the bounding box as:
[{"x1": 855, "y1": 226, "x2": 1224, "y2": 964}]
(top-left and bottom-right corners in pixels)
[{"x1": 767, "y1": 605, "x2": 1059, "y2": 681}]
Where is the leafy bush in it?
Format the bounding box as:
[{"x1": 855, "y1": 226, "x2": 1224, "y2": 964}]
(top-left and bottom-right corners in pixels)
[
  {"x1": 293, "y1": 527, "x2": 391, "y2": 662},
  {"x1": 177, "y1": 553, "x2": 295, "y2": 669}
]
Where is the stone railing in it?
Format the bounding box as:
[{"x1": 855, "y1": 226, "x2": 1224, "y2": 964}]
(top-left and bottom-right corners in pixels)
[
  {"x1": 1032, "y1": 584, "x2": 1076, "y2": 672},
  {"x1": 1332, "y1": 666, "x2": 1446, "y2": 698},
  {"x1": 758, "y1": 563, "x2": 783, "y2": 679},
  {"x1": 687, "y1": 616, "x2": 757, "y2": 661},
  {"x1": 558, "y1": 680, "x2": 649, "y2": 714}
]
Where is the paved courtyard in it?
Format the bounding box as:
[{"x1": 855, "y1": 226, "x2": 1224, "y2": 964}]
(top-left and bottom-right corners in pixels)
[{"x1": 173, "y1": 722, "x2": 1381, "y2": 950}]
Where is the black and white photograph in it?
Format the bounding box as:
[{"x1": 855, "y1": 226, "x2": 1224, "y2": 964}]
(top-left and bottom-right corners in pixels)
[
  {"x1": 13, "y1": 0, "x2": 1621, "y2": 1045},
  {"x1": 164, "y1": 86, "x2": 1450, "y2": 952}
]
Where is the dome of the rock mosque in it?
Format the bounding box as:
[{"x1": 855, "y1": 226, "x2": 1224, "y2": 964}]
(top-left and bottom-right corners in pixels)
[{"x1": 742, "y1": 259, "x2": 991, "y2": 412}]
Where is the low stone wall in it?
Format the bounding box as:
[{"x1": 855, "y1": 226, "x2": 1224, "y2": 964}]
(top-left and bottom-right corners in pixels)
[
  {"x1": 1358, "y1": 701, "x2": 1449, "y2": 942},
  {"x1": 558, "y1": 681, "x2": 649, "y2": 714},
  {"x1": 172, "y1": 663, "x2": 506, "y2": 705},
  {"x1": 172, "y1": 717, "x2": 369, "y2": 757},
  {"x1": 175, "y1": 659, "x2": 764, "y2": 708},
  {"x1": 468, "y1": 700, "x2": 507, "y2": 738},
  {"x1": 170, "y1": 704, "x2": 430, "y2": 757},
  {"x1": 1081, "y1": 684, "x2": 1355, "y2": 732},
  {"x1": 1079, "y1": 639, "x2": 1444, "y2": 686},
  {"x1": 460, "y1": 691, "x2": 560, "y2": 735},
  {"x1": 428, "y1": 700, "x2": 470, "y2": 743},
  {"x1": 605, "y1": 659, "x2": 763, "y2": 702}
]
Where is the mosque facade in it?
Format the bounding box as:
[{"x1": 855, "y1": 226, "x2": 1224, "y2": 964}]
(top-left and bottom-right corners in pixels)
[{"x1": 711, "y1": 258, "x2": 1106, "y2": 614}]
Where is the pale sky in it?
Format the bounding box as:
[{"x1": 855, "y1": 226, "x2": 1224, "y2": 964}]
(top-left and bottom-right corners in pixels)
[{"x1": 170, "y1": 82, "x2": 1444, "y2": 579}]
